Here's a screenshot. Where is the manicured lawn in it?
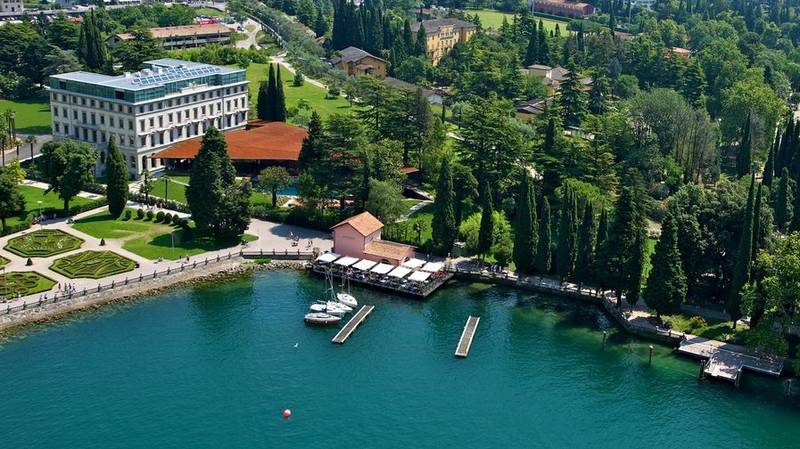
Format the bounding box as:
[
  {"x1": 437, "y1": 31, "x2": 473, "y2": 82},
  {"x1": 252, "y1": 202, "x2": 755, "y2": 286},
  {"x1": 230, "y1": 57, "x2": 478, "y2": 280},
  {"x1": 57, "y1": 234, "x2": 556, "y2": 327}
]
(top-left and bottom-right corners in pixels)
[
  {"x1": 0, "y1": 98, "x2": 51, "y2": 135},
  {"x1": 384, "y1": 203, "x2": 435, "y2": 246},
  {"x1": 194, "y1": 7, "x2": 225, "y2": 17},
  {"x1": 7, "y1": 186, "x2": 97, "y2": 227},
  {"x1": 72, "y1": 210, "x2": 257, "y2": 260},
  {"x1": 641, "y1": 237, "x2": 657, "y2": 285},
  {"x1": 0, "y1": 271, "x2": 56, "y2": 299},
  {"x1": 51, "y1": 250, "x2": 137, "y2": 279},
  {"x1": 5, "y1": 229, "x2": 84, "y2": 258},
  {"x1": 150, "y1": 178, "x2": 188, "y2": 204},
  {"x1": 244, "y1": 63, "x2": 352, "y2": 121},
  {"x1": 466, "y1": 9, "x2": 567, "y2": 33},
  {"x1": 0, "y1": 255, "x2": 8, "y2": 267},
  {"x1": 662, "y1": 313, "x2": 746, "y2": 341}
]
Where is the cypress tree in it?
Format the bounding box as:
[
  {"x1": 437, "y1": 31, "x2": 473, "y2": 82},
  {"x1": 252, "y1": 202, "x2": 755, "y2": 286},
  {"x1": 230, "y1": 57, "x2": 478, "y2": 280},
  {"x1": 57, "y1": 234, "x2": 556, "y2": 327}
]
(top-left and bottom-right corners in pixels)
[
  {"x1": 432, "y1": 159, "x2": 456, "y2": 254},
  {"x1": 572, "y1": 202, "x2": 596, "y2": 288},
  {"x1": 775, "y1": 167, "x2": 791, "y2": 232},
  {"x1": 736, "y1": 114, "x2": 752, "y2": 178},
  {"x1": 513, "y1": 171, "x2": 537, "y2": 273},
  {"x1": 753, "y1": 182, "x2": 763, "y2": 257},
  {"x1": 524, "y1": 24, "x2": 538, "y2": 66},
  {"x1": 105, "y1": 136, "x2": 128, "y2": 219},
  {"x1": 256, "y1": 81, "x2": 269, "y2": 120},
  {"x1": 537, "y1": 20, "x2": 549, "y2": 65},
  {"x1": 776, "y1": 118, "x2": 793, "y2": 175},
  {"x1": 415, "y1": 24, "x2": 427, "y2": 57},
  {"x1": 187, "y1": 128, "x2": 225, "y2": 234},
  {"x1": 402, "y1": 19, "x2": 414, "y2": 55},
  {"x1": 535, "y1": 196, "x2": 552, "y2": 274},
  {"x1": 606, "y1": 182, "x2": 646, "y2": 306},
  {"x1": 275, "y1": 66, "x2": 287, "y2": 122},
  {"x1": 789, "y1": 174, "x2": 800, "y2": 233},
  {"x1": 643, "y1": 211, "x2": 687, "y2": 317},
  {"x1": 556, "y1": 187, "x2": 577, "y2": 282},
  {"x1": 266, "y1": 64, "x2": 277, "y2": 121},
  {"x1": 477, "y1": 181, "x2": 494, "y2": 260},
  {"x1": 298, "y1": 111, "x2": 323, "y2": 172},
  {"x1": 727, "y1": 173, "x2": 756, "y2": 327},
  {"x1": 763, "y1": 135, "x2": 776, "y2": 187}
]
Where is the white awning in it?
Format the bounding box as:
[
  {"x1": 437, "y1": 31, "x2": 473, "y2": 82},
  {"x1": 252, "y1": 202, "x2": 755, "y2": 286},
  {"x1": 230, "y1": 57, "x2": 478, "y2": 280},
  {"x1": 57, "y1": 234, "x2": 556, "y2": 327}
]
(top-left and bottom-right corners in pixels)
[
  {"x1": 421, "y1": 261, "x2": 444, "y2": 272},
  {"x1": 388, "y1": 266, "x2": 412, "y2": 278},
  {"x1": 402, "y1": 258, "x2": 426, "y2": 269},
  {"x1": 370, "y1": 263, "x2": 394, "y2": 275},
  {"x1": 352, "y1": 259, "x2": 377, "y2": 271},
  {"x1": 408, "y1": 271, "x2": 431, "y2": 282},
  {"x1": 316, "y1": 253, "x2": 340, "y2": 263},
  {"x1": 334, "y1": 256, "x2": 359, "y2": 267}
]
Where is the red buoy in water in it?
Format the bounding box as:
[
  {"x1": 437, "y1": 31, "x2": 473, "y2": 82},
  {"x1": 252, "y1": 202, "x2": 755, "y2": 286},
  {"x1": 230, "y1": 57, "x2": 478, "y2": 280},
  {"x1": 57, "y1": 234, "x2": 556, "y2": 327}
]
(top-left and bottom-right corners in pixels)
[{"x1": 282, "y1": 409, "x2": 292, "y2": 419}]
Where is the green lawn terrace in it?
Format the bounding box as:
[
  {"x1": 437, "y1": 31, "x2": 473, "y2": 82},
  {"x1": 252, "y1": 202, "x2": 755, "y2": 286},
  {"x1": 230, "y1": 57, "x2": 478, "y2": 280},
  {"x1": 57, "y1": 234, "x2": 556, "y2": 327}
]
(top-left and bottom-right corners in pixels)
[
  {"x1": 51, "y1": 250, "x2": 137, "y2": 279},
  {"x1": 147, "y1": 174, "x2": 277, "y2": 206},
  {"x1": 466, "y1": 9, "x2": 568, "y2": 33},
  {"x1": 244, "y1": 63, "x2": 352, "y2": 122},
  {"x1": 6, "y1": 186, "x2": 99, "y2": 229},
  {"x1": 0, "y1": 271, "x2": 56, "y2": 300},
  {"x1": 0, "y1": 98, "x2": 51, "y2": 135},
  {"x1": 5, "y1": 229, "x2": 84, "y2": 258},
  {"x1": 72, "y1": 210, "x2": 257, "y2": 261}
]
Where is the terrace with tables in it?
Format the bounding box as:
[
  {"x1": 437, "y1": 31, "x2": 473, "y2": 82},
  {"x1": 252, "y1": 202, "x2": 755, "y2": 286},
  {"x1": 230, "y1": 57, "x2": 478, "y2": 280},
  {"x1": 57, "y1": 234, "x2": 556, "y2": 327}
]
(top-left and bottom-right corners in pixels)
[{"x1": 311, "y1": 253, "x2": 452, "y2": 298}]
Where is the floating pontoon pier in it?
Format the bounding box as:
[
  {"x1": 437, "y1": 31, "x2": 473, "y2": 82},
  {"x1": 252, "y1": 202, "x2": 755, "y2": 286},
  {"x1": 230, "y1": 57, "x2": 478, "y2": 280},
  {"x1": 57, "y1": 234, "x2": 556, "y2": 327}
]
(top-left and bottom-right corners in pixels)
[
  {"x1": 332, "y1": 305, "x2": 375, "y2": 344},
  {"x1": 678, "y1": 335, "x2": 783, "y2": 386},
  {"x1": 455, "y1": 315, "x2": 480, "y2": 358}
]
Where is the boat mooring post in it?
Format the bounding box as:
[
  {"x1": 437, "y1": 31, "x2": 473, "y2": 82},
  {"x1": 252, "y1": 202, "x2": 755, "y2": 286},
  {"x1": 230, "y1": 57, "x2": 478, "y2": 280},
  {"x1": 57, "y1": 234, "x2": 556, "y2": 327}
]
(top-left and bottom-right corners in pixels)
[
  {"x1": 698, "y1": 360, "x2": 706, "y2": 381},
  {"x1": 602, "y1": 331, "x2": 608, "y2": 350},
  {"x1": 648, "y1": 345, "x2": 654, "y2": 366}
]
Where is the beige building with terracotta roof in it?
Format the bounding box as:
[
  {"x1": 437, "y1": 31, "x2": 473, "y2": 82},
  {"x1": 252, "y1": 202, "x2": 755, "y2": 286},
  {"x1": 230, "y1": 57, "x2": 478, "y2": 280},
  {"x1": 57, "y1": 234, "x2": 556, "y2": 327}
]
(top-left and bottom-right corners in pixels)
[
  {"x1": 411, "y1": 18, "x2": 476, "y2": 65},
  {"x1": 110, "y1": 24, "x2": 233, "y2": 50},
  {"x1": 331, "y1": 212, "x2": 414, "y2": 266}
]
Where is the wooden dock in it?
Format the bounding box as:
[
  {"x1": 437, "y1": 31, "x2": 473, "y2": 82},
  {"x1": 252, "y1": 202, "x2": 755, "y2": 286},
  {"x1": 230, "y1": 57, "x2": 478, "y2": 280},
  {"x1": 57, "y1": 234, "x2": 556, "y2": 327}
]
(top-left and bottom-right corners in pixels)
[
  {"x1": 455, "y1": 315, "x2": 480, "y2": 358},
  {"x1": 331, "y1": 305, "x2": 375, "y2": 344},
  {"x1": 678, "y1": 334, "x2": 783, "y2": 386}
]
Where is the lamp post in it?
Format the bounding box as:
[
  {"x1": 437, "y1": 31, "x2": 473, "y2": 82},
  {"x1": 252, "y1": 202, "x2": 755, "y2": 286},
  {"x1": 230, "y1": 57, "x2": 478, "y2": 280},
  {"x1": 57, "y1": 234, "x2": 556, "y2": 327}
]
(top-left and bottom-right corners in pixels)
[
  {"x1": 37, "y1": 200, "x2": 43, "y2": 228},
  {"x1": 163, "y1": 175, "x2": 170, "y2": 202}
]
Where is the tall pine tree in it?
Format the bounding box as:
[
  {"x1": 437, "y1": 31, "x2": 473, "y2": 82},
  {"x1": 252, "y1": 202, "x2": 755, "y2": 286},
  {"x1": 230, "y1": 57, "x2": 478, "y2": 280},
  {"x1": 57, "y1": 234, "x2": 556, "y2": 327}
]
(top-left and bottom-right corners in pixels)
[
  {"x1": 274, "y1": 66, "x2": 287, "y2": 122},
  {"x1": 513, "y1": 171, "x2": 537, "y2": 273},
  {"x1": 775, "y1": 167, "x2": 791, "y2": 232},
  {"x1": 104, "y1": 136, "x2": 128, "y2": 219},
  {"x1": 763, "y1": 134, "x2": 776, "y2": 187},
  {"x1": 727, "y1": 173, "x2": 756, "y2": 327},
  {"x1": 432, "y1": 159, "x2": 456, "y2": 254},
  {"x1": 477, "y1": 181, "x2": 494, "y2": 261},
  {"x1": 644, "y1": 210, "x2": 687, "y2": 317},
  {"x1": 535, "y1": 196, "x2": 552, "y2": 274},
  {"x1": 572, "y1": 201, "x2": 596, "y2": 288},
  {"x1": 736, "y1": 114, "x2": 752, "y2": 178}
]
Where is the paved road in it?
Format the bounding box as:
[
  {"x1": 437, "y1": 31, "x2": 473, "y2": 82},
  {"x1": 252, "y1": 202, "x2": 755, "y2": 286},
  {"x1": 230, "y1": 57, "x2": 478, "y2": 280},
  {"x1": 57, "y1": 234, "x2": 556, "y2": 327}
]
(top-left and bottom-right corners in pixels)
[{"x1": 1, "y1": 134, "x2": 52, "y2": 166}]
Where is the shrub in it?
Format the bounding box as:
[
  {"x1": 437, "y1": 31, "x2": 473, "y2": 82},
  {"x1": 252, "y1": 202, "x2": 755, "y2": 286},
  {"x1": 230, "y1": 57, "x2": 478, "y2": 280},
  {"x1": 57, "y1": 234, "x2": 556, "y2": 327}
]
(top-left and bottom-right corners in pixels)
[
  {"x1": 293, "y1": 71, "x2": 304, "y2": 86},
  {"x1": 26, "y1": 258, "x2": 32, "y2": 266},
  {"x1": 124, "y1": 210, "x2": 132, "y2": 220},
  {"x1": 156, "y1": 211, "x2": 165, "y2": 222},
  {"x1": 100, "y1": 238, "x2": 106, "y2": 246},
  {"x1": 146, "y1": 210, "x2": 154, "y2": 220},
  {"x1": 687, "y1": 316, "x2": 708, "y2": 332},
  {"x1": 164, "y1": 212, "x2": 173, "y2": 224},
  {"x1": 136, "y1": 208, "x2": 145, "y2": 219},
  {"x1": 172, "y1": 214, "x2": 182, "y2": 225}
]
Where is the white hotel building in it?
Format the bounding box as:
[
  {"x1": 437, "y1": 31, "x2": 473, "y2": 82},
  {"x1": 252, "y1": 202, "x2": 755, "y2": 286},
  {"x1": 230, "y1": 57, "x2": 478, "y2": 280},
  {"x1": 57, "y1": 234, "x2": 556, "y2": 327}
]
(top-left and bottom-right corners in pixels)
[{"x1": 48, "y1": 59, "x2": 249, "y2": 178}]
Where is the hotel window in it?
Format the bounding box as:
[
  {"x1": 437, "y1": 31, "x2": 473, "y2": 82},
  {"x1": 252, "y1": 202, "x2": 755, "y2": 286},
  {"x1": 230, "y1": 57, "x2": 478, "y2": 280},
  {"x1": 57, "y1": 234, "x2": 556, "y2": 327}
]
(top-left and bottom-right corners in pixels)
[
  {"x1": 158, "y1": 116, "x2": 163, "y2": 128},
  {"x1": 128, "y1": 120, "x2": 133, "y2": 130},
  {"x1": 149, "y1": 118, "x2": 154, "y2": 127},
  {"x1": 64, "y1": 125, "x2": 69, "y2": 135},
  {"x1": 54, "y1": 123, "x2": 60, "y2": 133},
  {"x1": 140, "y1": 120, "x2": 145, "y2": 132}
]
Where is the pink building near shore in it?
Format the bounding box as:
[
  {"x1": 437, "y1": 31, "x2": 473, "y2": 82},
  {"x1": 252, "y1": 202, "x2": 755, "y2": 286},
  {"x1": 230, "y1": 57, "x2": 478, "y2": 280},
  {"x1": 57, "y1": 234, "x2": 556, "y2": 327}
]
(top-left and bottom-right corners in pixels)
[{"x1": 331, "y1": 212, "x2": 414, "y2": 266}]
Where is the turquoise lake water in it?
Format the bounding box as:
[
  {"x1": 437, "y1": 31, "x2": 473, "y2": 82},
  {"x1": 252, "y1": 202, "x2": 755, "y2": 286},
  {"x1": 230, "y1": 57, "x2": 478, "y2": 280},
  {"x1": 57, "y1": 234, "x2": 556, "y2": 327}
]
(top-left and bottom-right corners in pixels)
[{"x1": 0, "y1": 270, "x2": 798, "y2": 448}]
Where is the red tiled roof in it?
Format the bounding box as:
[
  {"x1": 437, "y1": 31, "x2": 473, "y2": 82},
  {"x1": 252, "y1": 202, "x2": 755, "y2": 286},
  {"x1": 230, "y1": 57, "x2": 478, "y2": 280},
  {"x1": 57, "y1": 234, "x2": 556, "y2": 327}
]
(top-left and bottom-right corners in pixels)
[
  {"x1": 363, "y1": 240, "x2": 414, "y2": 260},
  {"x1": 331, "y1": 211, "x2": 384, "y2": 236},
  {"x1": 154, "y1": 122, "x2": 308, "y2": 161},
  {"x1": 115, "y1": 24, "x2": 232, "y2": 41}
]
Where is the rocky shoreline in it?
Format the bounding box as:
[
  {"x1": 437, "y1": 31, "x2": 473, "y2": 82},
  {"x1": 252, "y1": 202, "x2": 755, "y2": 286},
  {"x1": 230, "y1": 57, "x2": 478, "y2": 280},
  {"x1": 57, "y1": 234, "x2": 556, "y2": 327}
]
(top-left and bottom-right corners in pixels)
[{"x1": 0, "y1": 259, "x2": 310, "y2": 335}]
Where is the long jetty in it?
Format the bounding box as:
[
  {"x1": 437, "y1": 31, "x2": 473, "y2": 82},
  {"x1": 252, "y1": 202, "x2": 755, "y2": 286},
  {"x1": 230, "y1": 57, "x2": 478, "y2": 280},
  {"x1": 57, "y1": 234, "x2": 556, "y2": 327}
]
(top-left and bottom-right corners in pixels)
[
  {"x1": 455, "y1": 315, "x2": 480, "y2": 358},
  {"x1": 332, "y1": 305, "x2": 375, "y2": 344}
]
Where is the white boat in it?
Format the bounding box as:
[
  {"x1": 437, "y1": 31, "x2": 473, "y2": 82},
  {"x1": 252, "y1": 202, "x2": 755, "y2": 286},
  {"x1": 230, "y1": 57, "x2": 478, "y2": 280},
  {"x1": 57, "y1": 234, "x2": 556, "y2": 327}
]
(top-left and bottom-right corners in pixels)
[
  {"x1": 337, "y1": 292, "x2": 358, "y2": 308},
  {"x1": 324, "y1": 301, "x2": 351, "y2": 316},
  {"x1": 327, "y1": 301, "x2": 352, "y2": 313},
  {"x1": 304, "y1": 312, "x2": 341, "y2": 325},
  {"x1": 309, "y1": 303, "x2": 327, "y2": 313}
]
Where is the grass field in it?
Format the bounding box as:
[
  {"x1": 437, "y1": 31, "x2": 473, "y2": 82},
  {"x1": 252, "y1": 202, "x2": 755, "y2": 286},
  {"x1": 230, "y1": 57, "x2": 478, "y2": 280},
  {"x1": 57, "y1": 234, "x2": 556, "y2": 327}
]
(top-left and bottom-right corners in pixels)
[
  {"x1": 0, "y1": 98, "x2": 51, "y2": 135},
  {"x1": 7, "y1": 186, "x2": 96, "y2": 227},
  {"x1": 662, "y1": 313, "x2": 744, "y2": 341},
  {"x1": 194, "y1": 7, "x2": 226, "y2": 17},
  {"x1": 72, "y1": 210, "x2": 257, "y2": 260},
  {"x1": 244, "y1": 63, "x2": 352, "y2": 121},
  {"x1": 149, "y1": 174, "x2": 281, "y2": 207},
  {"x1": 466, "y1": 9, "x2": 567, "y2": 33}
]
